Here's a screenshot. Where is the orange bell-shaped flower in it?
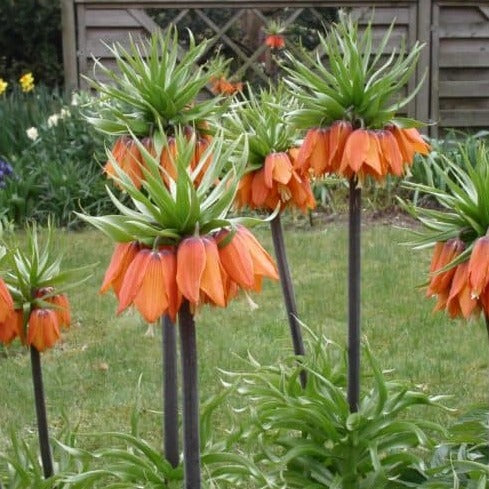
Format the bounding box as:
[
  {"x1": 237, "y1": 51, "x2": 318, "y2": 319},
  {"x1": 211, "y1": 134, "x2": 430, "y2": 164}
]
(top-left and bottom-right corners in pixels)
[
  {"x1": 27, "y1": 309, "x2": 60, "y2": 352},
  {"x1": 0, "y1": 278, "x2": 14, "y2": 323}
]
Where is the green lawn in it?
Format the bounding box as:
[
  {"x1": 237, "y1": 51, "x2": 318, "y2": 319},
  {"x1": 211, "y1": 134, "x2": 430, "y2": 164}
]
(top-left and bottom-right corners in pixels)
[{"x1": 0, "y1": 222, "x2": 487, "y2": 450}]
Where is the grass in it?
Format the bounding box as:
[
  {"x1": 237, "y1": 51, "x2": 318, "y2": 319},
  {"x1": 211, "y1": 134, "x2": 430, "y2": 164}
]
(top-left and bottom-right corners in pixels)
[{"x1": 0, "y1": 221, "x2": 487, "y2": 453}]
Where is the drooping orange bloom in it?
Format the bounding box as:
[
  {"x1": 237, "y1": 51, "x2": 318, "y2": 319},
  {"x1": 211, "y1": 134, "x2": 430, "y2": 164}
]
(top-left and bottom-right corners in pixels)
[
  {"x1": 0, "y1": 309, "x2": 23, "y2": 345},
  {"x1": 295, "y1": 122, "x2": 352, "y2": 176},
  {"x1": 27, "y1": 309, "x2": 61, "y2": 352},
  {"x1": 111, "y1": 228, "x2": 278, "y2": 322},
  {"x1": 295, "y1": 121, "x2": 429, "y2": 181},
  {"x1": 0, "y1": 278, "x2": 14, "y2": 323},
  {"x1": 445, "y1": 262, "x2": 479, "y2": 319},
  {"x1": 426, "y1": 238, "x2": 465, "y2": 298},
  {"x1": 265, "y1": 34, "x2": 285, "y2": 49},
  {"x1": 467, "y1": 236, "x2": 489, "y2": 298},
  {"x1": 216, "y1": 226, "x2": 279, "y2": 291},
  {"x1": 211, "y1": 77, "x2": 243, "y2": 96},
  {"x1": 236, "y1": 151, "x2": 315, "y2": 213},
  {"x1": 100, "y1": 241, "x2": 141, "y2": 297},
  {"x1": 425, "y1": 238, "x2": 489, "y2": 320},
  {"x1": 105, "y1": 136, "x2": 154, "y2": 189},
  {"x1": 35, "y1": 287, "x2": 72, "y2": 329}
]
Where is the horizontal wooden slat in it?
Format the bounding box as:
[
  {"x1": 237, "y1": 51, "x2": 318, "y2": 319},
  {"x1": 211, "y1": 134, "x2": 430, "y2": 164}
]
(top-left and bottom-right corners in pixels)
[
  {"x1": 439, "y1": 52, "x2": 489, "y2": 67},
  {"x1": 440, "y1": 6, "x2": 487, "y2": 25},
  {"x1": 85, "y1": 28, "x2": 148, "y2": 56},
  {"x1": 439, "y1": 23, "x2": 489, "y2": 38},
  {"x1": 76, "y1": 0, "x2": 415, "y2": 4},
  {"x1": 440, "y1": 110, "x2": 489, "y2": 127},
  {"x1": 441, "y1": 39, "x2": 489, "y2": 54},
  {"x1": 439, "y1": 80, "x2": 489, "y2": 98},
  {"x1": 85, "y1": 8, "x2": 141, "y2": 26},
  {"x1": 351, "y1": 6, "x2": 410, "y2": 24}
]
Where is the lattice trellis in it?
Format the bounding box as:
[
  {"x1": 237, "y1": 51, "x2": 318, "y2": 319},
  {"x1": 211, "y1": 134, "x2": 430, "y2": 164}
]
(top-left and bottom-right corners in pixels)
[{"x1": 146, "y1": 6, "x2": 337, "y2": 84}]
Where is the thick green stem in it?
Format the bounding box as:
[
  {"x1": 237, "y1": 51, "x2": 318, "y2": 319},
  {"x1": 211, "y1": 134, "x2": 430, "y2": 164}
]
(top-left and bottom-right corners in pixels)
[
  {"x1": 30, "y1": 346, "x2": 54, "y2": 479},
  {"x1": 348, "y1": 177, "x2": 361, "y2": 413},
  {"x1": 162, "y1": 314, "x2": 179, "y2": 468},
  {"x1": 270, "y1": 214, "x2": 307, "y2": 388},
  {"x1": 179, "y1": 301, "x2": 201, "y2": 489}
]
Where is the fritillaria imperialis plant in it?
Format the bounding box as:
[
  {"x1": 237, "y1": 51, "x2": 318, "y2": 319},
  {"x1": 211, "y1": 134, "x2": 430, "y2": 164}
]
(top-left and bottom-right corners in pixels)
[
  {"x1": 0, "y1": 223, "x2": 88, "y2": 480},
  {"x1": 84, "y1": 27, "x2": 228, "y2": 467},
  {"x1": 85, "y1": 28, "x2": 225, "y2": 190},
  {"x1": 284, "y1": 13, "x2": 430, "y2": 411},
  {"x1": 79, "y1": 130, "x2": 278, "y2": 488},
  {"x1": 403, "y1": 141, "x2": 489, "y2": 342},
  {"x1": 225, "y1": 84, "x2": 315, "y2": 386}
]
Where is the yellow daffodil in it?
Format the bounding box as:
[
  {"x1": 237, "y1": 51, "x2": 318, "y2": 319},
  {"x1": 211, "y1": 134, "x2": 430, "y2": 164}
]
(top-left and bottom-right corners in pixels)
[
  {"x1": 19, "y1": 72, "x2": 35, "y2": 92},
  {"x1": 0, "y1": 78, "x2": 8, "y2": 95}
]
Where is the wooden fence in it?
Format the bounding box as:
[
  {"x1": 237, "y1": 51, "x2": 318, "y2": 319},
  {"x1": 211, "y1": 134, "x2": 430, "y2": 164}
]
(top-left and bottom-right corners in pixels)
[{"x1": 62, "y1": 0, "x2": 489, "y2": 135}]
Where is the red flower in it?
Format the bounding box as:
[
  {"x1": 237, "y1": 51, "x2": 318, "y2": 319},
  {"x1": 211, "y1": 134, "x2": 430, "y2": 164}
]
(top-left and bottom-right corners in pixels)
[{"x1": 265, "y1": 34, "x2": 285, "y2": 50}]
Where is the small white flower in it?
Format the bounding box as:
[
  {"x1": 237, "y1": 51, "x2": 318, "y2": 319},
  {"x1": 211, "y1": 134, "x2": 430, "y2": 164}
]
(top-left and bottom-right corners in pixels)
[
  {"x1": 26, "y1": 127, "x2": 39, "y2": 141},
  {"x1": 71, "y1": 92, "x2": 80, "y2": 106},
  {"x1": 59, "y1": 107, "x2": 71, "y2": 119},
  {"x1": 47, "y1": 114, "x2": 60, "y2": 128}
]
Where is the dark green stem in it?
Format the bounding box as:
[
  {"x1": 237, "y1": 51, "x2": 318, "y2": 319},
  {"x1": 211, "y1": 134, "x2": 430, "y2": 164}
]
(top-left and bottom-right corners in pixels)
[
  {"x1": 348, "y1": 177, "x2": 361, "y2": 413},
  {"x1": 162, "y1": 315, "x2": 179, "y2": 468},
  {"x1": 30, "y1": 346, "x2": 54, "y2": 479},
  {"x1": 179, "y1": 301, "x2": 201, "y2": 489},
  {"x1": 270, "y1": 214, "x2": 307, "y2": 387}
]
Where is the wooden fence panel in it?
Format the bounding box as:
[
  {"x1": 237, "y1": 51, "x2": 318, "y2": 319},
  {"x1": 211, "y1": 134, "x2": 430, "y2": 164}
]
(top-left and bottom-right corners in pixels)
[
  {"x1": 63, "y1": 0, "x2": 489, "y2": 132},
  {"x1": 432, "y1": 2, "x2": 489, "y2": 135}
]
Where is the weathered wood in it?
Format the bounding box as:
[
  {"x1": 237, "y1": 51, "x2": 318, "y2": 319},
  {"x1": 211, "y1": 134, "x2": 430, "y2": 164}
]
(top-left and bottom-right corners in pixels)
[
  {"x1": 76, "y1": 4, "x2": 88, "y2": 88},
  {"x1": 61, "y1": 0, "x2": 79, "y2": 90},
  {"x1": 416, "y1": 0, "x2": 431, "y2": 132},
  {"x1": 75, "y1": 0, "x2": 416, "y2": 5},
  {"x1": 430, "y1": 2, "x2": 440, "y2": 137},
  {"x1": 440, "y1": 109, "x2": 489, "y2": 126},
  {"x1": 351, "y1": 6, "x2": 410, "y2": 24},
  {"x1": 440, "y1": 80, "x2": 489, "y2": 97},
  {"x1": 440, "y1": 6, "x2": 487, "y2": 24},
  {"x1": 439, "y1": 23, "x2": 489, "y2": 38},
  {"x1": 439, "y1": 52, "x2": 489, "y2": 67},
  {"x1": 85, "y1": 8, "x2": 141, "y2": 26}
]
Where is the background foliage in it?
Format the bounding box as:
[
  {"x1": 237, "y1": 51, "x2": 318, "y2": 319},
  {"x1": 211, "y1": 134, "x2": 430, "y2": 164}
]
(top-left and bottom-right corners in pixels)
[
  {"x1": 0, "y1": 0, "x2": 63, "y2": 88},
  {"x1": 0, "y1": 88, "x2": 116, "y2": 227}
]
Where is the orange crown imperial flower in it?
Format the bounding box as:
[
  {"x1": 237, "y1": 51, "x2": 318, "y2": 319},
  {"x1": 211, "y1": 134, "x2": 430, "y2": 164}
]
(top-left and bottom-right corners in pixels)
[
  {"x1": 226, "y1": 84, "x2": 316, "y2": 214},
  {"x1": 104, "y1": 227, "x2": 278, "y2": 323},
  {"x1": 0, "y1": 222, "x2": 88, "y2": 350},
  {"x1": 404, "y1": 140, "x2": 489, "y2": 321},
  {"x1": 296, "y1": 124, "x2": 429, "y2": 181},
  {"x1": 285, "y1": 14, "x2": 429, "y2": 182},
  {"x1": 80, "y1": 130, "x2": 279, "y2": 323},
  {"x1": 105, "y1": 127, "x2": 212, "y2": 189}
]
